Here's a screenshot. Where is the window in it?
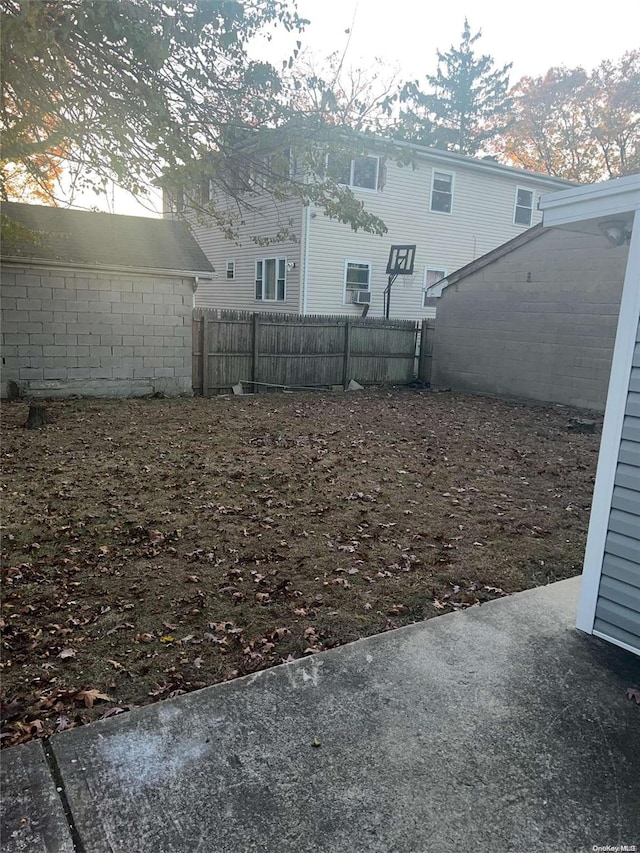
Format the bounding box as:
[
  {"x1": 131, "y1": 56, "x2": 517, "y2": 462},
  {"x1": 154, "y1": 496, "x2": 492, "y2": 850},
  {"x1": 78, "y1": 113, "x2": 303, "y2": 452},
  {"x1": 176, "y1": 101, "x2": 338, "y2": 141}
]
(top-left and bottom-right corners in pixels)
[
  {"x1": 344, "y1": 261, "x2": 371, "y2": 302},
  {"x1": 423, "y1": 267, "x2": 447, "y2": 305},
  {"x1": 255, "y1": 258, "x2": 286, "y2": 301},
  {"x1": 430, "y1": 170, "x2": 454, "y2": 214},
  {"x1": 226, "y1": 261, "x2": 235, "y2": 280},
  {"x1": 201, "y1": 177, "x2": 212, "y2": 204},
  {"x1": 329, "y1": 155, "x2": 380, "y2": 191},
  {"x1": 514, "y1": 187, "x2": 534, "y2": 226}
]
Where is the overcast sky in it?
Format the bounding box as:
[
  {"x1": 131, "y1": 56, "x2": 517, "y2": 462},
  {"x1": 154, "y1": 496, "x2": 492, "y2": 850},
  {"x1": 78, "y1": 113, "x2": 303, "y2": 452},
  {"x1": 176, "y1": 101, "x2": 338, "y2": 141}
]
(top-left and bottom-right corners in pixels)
[{"x1": 75, "y1": 0, "x2": 640, "y2": 217}]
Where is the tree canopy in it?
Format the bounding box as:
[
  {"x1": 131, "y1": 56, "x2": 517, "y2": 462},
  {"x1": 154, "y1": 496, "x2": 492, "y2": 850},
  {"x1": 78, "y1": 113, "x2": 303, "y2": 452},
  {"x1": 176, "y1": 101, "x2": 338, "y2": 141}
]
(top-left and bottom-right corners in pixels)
[
  {"x1": 497, "y1": 52, "x2": 640, "y2": 182},
  {"x1": 396, "y1": 19, "x2": 512, "y2": 156},
  {"x1": 0, "y1": 0, "x2": 388, "y2": 235}
]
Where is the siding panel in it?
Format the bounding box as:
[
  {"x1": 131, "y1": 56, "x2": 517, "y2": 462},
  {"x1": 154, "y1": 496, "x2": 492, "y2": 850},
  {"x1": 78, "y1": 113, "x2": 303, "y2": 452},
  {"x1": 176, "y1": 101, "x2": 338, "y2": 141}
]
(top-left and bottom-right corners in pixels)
[
  {"x1": 602, "y1": 552, "x2": 640, "y2": 588},
  {"x1": 611, "y1": 485, "x2": 640, "y2": 515}
]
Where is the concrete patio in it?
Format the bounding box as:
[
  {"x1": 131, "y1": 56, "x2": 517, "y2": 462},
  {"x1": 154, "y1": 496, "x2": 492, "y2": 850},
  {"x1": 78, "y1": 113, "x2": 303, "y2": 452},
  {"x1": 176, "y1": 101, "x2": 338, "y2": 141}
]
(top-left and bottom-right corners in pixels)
[{"x1": 2, "y1": 576, "x2": 639, "y2": 853}]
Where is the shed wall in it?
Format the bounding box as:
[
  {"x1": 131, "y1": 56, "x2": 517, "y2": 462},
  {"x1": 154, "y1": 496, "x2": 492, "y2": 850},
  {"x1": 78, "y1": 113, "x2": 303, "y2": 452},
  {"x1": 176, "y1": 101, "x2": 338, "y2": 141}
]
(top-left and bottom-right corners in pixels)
[
  {"x1": 1, "y1": 263, "x2": 194, "y2": 398},
  {"x1": 431, "y1": 228, "x2": 628, "y2": 411}
]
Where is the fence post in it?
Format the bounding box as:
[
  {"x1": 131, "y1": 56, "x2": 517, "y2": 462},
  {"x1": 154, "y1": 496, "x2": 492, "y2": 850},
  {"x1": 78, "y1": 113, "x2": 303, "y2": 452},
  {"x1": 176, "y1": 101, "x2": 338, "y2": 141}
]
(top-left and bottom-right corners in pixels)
[
  {"x1": 342, "y1": 319, "x2": 352, "y2": 389},
  {"x1": 418, "y1": 319, "x2": 434, "y2": 385},
  {"x1": 251, "y1": 312, "x2": 259, "y2": 394},
  {"x1": 201, "y1": 316, "x2": 210, "y2": 397}
]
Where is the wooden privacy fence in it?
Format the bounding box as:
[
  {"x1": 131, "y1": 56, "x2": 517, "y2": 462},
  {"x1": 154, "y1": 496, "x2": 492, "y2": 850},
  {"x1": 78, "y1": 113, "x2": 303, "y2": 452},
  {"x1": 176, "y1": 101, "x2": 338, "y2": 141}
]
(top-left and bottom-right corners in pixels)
[{"x1": 193, "y1": 309, "x2": 434, "y2": 395}]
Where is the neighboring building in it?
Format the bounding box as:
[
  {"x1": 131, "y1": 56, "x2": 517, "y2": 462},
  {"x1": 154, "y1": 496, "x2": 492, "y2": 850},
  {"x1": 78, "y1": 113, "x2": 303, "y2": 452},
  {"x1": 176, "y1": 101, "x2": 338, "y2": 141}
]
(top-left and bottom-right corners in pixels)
[
  {"x1": 1, "y1": 203, "x2": 213, "y2": 399},
  {"x1": 166, "y1": 142, "x2": 571, "y2": 321},
  {"x1": 428, "y1": 223, "x2": 629, "y2": 411},
  {"x1": 538, "y1": 173, "x2": 640, "y2": 656}
]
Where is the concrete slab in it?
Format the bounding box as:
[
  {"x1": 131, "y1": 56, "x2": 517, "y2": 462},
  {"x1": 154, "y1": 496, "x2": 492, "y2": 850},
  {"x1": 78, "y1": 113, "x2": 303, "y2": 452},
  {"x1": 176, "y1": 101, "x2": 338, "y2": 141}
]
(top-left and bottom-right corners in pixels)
[
  {"x1": 46, "y1": 576, "x2": 640, "y2": 853},
  {"x1": 0, "y1": 739, "x2": 74, "y2": 853}
]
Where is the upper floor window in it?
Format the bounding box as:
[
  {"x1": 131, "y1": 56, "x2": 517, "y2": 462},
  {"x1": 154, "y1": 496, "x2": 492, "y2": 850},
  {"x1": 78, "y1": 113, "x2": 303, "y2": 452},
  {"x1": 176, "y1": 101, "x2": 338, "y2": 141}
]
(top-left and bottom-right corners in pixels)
[
  {"x1": 226, "y1": 260, "x2": 235, "y2": 280},
  {"x1": 514, "y1": 187, "x2": 534, "y2": 226},
  {"x1": 344, "y1": 260, "x2": 371, "y2": 303},
  {"x1": 330, "y1": 155, "x2": 380, "y2": 191},
  {"x1": 255, "y1": 258, "x2": 286, "y2": 301},
  {"x1": 430, "y1": 170, "x2": 454, "y2": 214}
]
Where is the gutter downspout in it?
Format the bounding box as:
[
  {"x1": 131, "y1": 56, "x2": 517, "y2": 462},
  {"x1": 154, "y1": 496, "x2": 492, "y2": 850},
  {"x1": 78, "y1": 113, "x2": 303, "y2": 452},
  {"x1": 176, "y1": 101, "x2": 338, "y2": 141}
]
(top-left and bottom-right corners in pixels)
[{"x1": 301, "y1": 205, "x2": 312, "y2": 315}]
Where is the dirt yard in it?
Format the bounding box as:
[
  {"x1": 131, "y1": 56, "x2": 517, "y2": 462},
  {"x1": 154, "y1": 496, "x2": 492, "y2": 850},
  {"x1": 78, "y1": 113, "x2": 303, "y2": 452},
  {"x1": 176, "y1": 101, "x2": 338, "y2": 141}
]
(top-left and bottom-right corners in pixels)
[{"x1": 1, "y1": 390, "x2": 601, "y2": 746}]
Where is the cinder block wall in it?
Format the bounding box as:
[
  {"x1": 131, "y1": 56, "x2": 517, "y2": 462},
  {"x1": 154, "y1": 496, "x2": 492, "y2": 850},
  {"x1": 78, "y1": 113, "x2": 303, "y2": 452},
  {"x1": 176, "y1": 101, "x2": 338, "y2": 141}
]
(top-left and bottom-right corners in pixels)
[
  {"x1": 1, "y1": 264, "x2": 194, "y2": 398},
  {"x1": 431, "y1": 228, "x2": 628, "y2": 411}
]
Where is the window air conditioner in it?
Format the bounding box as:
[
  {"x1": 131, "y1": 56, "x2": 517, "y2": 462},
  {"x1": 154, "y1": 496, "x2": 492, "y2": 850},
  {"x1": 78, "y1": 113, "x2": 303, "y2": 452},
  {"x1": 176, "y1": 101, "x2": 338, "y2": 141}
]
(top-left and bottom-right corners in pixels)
[{"x1": 353, "y1": 291, "x2": 371, "y2": 305}]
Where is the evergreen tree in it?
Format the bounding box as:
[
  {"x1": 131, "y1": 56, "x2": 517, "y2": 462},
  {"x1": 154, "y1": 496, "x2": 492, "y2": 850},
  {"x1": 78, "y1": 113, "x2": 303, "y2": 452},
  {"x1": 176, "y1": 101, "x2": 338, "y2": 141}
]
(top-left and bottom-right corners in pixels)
[{"x1": 397, "y1": 20, "x2": 512, "y2": 156}]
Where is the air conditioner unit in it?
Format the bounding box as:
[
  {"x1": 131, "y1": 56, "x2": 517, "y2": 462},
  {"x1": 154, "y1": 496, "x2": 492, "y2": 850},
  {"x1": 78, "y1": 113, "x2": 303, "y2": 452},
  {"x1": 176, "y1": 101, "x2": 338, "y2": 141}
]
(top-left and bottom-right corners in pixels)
[{"x1": 353, "y1": 291, "x2": 371, "y2": 305}]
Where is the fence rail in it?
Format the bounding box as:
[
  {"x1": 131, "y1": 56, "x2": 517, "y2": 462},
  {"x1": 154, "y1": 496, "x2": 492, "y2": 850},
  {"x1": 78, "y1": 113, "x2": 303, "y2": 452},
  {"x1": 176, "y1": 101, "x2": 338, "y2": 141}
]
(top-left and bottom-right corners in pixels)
[{"x1": 192, "y1": 309, "x2": 433, "y2": 395}]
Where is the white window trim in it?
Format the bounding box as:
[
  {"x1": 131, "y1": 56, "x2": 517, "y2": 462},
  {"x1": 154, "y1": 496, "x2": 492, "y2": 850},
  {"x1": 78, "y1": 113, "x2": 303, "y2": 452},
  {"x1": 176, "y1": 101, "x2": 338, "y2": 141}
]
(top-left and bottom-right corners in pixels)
[
  {"x1": 255, "y1": 257, "x2": 287, "y2": 302},
  {"x1": 343, "y1": 259, "x2": 372, "y2": 305},
  {"x1": 513, "y1": 186, "x2": 535, "y2": 227},
  {"x1": 423, "y1": 266, "x2": 448, "y2": 304},
  {"x1": 226, "y1": 260, "x2": 236, "y2": 280},
  {"x1": 430, "y1": 169, "x2": 455, "y2": 215}
]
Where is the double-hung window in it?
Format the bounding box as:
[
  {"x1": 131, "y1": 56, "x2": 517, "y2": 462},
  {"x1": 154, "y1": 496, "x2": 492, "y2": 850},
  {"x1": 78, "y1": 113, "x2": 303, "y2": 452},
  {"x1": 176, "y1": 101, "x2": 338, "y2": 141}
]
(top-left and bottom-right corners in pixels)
[
  {"x1": 514, "y1": 187, "x2": 534, "y2": 226},
  {"x1": 430, "y1": 170, "x2": 454, "y2": 214},
  {"x1": 255, "y1": 258, "x2": 286, "y2": 301},
  {"x1": 330, "y1": 155, "x2": 380, "y2": 191},
  {"x1": 226, "y1": 260, "x2": 235, "y2": 280},
  {"x1": 344, "y1": 261, "x2": 371, "y2": 302}
]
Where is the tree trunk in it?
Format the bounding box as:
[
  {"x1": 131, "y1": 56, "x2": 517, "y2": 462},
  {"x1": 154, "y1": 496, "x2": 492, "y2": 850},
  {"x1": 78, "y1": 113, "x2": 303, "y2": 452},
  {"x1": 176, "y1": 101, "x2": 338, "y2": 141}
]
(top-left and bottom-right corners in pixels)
[{"x1": 25, "y1": 404, "x2": 51, "y2": 429}]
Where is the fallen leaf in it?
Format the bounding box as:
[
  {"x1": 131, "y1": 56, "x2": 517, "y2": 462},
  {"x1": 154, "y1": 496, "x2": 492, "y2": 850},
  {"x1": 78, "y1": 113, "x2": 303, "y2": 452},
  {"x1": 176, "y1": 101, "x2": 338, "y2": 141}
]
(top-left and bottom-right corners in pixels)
[
  {"x1": 57, "y1": 648, "x2": 76, "y2": 660},
  {"x1": 627, "y1": 687, "x2": 640, "y2": 705},
  {"x1": 76, "y1": 689, "x2": 113, "y2": 709}
]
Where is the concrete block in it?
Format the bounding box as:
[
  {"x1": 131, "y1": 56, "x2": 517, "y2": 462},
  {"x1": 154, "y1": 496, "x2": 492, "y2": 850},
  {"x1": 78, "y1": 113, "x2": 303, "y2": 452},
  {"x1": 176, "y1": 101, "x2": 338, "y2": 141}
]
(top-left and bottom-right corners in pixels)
[
  {"x1": 1, "y1": 297, "x2": 17, "y2": 312},
  {"x1": 42, "y1": 345, "x2": 69, "y2": 357},
  {"x1": 132, "y1": 279, "x2": 156, "y2": 293},
  {"x1": 110, "y1": 279, "x2": 133, "y2": 293},
  {"x1": 69, "y1": 346, "x2": 90, "y2": 358},
  {"x1": 53, "y1": 334, "x2": 78, "y2": 346},
  {"x1": 100, "y1": 335, "x2": 123, "y2": 347},
  {"x1": 1, "y1": 285, "x2": 27, "y2": 299},
  {"x1": 121, "y1": 357, "x2": 144, "y2": 368},
  {"x1": 20, "y1": 367, "x2": 44, "y2": 379},
  {"x1": 3, "y1": 333, "x2": 31, "y2": 346},
  {"x1": 143, "y1": 336, "x2": 164, "y2": 347},
  {"x1": 112, "y1": 346, "x2": 134, "y2": 358},
  {"x1": 122, "y1": 336, "x2": 141, "y2": 347},
  {"x1": 52, "y1": 356, "x2": 77, "y2": 368},
  {"x1": 143, "y1": 357, "x2": 163, "y2": 368},
  {"x1": 1, "y1": 345, "x2": 18, "y2": 358},
  {"x1": 17, "y1": 298, "x2": 44, "y2": 311},
  {"x1": 89, "y1": 368, "x2": 113, "y2": 379},
  {"x1": 28, "y1": 311, "x2": 55, "y2": 323},
  {"x1": 17, "y1": 274, "x2": 42, "y2": 287},
  {"x1": 121, "y1": 291, "x2": 143, "y2": 303},
  {"x1": 111, "y1": 366, "x2": 135, "y2": 379},
  {"x1": 89, "y1": 346, "x2": 112, "y2": 357},
  {"x1": 133, "y1": 367, "x2": 153, "y2": 379},
  {"x1": 44, "y1": 368, "x2": 70, "y2": 380},
  {"x1": 153, "y1": 367, "x2": 175, "y2": 378},
  {"x1": 18, "y1": 345, "x2": 44, "y2": 358},
  {"x1": 163, "y1": 357, "x2": 185, "y2": 368}
]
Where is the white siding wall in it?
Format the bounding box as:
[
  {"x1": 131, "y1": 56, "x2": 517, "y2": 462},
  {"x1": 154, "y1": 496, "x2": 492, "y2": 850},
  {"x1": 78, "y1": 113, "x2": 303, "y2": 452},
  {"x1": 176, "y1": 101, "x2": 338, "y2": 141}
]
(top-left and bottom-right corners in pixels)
[
  {"x1": 188, "y1": 195, "x2": 304, "y2": 314},
  {"x1": 305, "y1": 157, "x2": 563, "y2": 320}
]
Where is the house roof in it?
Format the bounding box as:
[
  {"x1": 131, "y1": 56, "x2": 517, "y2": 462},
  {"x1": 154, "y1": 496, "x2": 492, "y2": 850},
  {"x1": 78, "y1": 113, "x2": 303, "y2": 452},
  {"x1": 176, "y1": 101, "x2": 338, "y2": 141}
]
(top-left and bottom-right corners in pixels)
[
  {"x1": 426, "y1": 223, "x2": 549, "y2": 293},
  {"x1": 387, "y1": 139, "x2": 576, "y2": 191},
  {"x1": 0, "y1": 202, "x2": 214, "y2": 274}
]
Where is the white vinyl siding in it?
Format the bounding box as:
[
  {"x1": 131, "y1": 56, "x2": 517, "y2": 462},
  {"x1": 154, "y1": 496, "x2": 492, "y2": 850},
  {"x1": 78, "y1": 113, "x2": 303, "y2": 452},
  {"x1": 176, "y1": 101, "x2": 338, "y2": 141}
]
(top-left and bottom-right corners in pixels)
[
  {"x1": 430, "y1": 170, "x2": 454, "y2": 214},
  {"x1": 514, "y1": 187, "x2": 535, "y2": 226},
  {"x1": 190, "y1": 194, "x2": 302, "y2": 313},
  {"x1": 256, "y1": 258, "x2": 286, "y2": 302},
  {"x1": 304, "y1": 157, "x2": 562, "y2": 320}
]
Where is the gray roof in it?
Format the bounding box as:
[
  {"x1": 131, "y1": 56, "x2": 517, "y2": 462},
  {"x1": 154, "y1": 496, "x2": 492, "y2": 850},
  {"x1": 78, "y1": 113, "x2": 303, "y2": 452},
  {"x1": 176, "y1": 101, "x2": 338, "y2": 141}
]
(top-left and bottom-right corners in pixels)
[{"x1": 0, "y1": 202, "x2": 213, "y2": 274}]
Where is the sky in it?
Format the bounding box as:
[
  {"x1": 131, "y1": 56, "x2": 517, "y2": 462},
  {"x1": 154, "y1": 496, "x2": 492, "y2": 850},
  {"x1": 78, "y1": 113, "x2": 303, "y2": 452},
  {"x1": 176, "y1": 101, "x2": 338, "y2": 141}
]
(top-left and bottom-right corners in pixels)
[{"x1": 69, "y1": 0, "x2": 640, "y2": 218}]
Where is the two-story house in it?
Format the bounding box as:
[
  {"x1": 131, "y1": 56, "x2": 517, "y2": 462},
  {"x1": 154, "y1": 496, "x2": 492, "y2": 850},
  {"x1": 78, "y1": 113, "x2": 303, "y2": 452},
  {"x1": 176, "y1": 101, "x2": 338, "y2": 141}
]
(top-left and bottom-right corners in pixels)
[{"x1": 167, "y1": 141, "x2": 573, "y2": 320}]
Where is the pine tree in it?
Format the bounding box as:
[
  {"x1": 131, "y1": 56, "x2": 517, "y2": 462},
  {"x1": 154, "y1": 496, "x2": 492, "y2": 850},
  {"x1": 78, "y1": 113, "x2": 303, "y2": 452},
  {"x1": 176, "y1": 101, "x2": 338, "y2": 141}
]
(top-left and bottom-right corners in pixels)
[{"x1": 397, "y1": 20, "x2": 512, "y2": 156}]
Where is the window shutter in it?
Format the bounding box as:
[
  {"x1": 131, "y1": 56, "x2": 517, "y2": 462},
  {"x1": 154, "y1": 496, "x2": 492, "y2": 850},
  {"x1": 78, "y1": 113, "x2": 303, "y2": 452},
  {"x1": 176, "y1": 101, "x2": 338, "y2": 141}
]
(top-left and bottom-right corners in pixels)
[{"x1": 377, "y1": 161, "x2": 387, "y2": 191}]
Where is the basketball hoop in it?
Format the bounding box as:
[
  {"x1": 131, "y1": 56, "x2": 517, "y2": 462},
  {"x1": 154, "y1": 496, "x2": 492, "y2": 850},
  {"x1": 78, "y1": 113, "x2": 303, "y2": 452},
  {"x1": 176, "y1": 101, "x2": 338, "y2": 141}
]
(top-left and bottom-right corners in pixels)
[{"x1": 384, "y1": 244, "x2": 417, "y2": 318}]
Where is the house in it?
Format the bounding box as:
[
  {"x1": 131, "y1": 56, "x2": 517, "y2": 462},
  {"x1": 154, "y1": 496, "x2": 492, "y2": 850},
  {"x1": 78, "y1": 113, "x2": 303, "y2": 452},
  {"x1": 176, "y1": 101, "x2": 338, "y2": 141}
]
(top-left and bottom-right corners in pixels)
[
  {"x1": 166, "y1": 141, "x2": 571, "y2": 321},
  {"x1": 427, "y1": 223, "x2": 629, "y2": 411},
  {"x1": 0, "y1": 203, "x2": 214, "y2": 399},
  {"x1": 538, "y1": 174, "x2": 640, "y2": 656}
]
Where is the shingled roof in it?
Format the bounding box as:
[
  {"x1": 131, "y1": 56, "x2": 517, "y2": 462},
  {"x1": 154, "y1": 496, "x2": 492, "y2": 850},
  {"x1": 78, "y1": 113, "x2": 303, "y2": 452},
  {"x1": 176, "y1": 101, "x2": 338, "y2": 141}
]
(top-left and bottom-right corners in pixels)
[{"x1": 1, "y1": 202, "x2": 213, "y2": 274}]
